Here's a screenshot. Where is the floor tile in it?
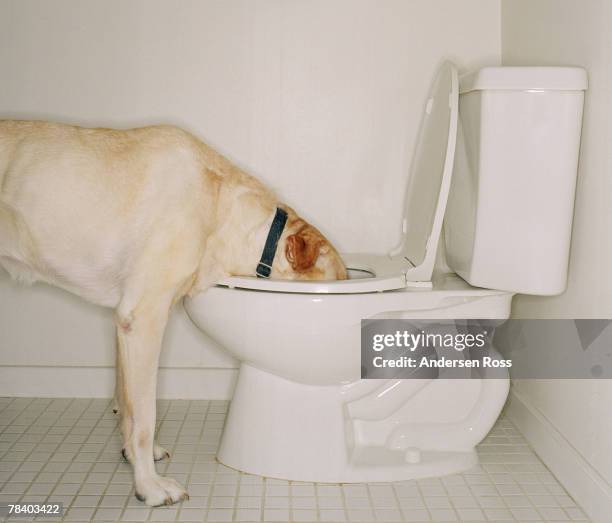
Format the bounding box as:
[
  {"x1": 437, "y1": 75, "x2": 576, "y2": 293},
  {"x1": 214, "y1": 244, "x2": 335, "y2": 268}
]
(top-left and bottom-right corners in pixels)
[{"x1": 0, "y1": 397, "x2": 593, "y2": 522}]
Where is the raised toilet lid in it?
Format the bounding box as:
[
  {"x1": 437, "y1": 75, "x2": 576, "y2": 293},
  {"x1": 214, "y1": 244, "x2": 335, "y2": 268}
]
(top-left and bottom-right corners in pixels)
[{"x1": 218, "y1": 61, "x2": 459, "y2": 294}]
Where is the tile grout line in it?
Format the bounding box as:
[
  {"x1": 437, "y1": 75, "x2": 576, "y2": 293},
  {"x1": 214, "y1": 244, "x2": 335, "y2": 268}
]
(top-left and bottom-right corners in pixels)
[
  {"x1": 60, "y1": 399, "x2": 112, "y2": 522},
  {"x1": 339, "y1": 482, "x2": 349, "y2": 523},
  {"x1": 259, "y1": 474, "x2": 266, "y2": 523},
  {"x1": 187, "y1": 398, "x2": 209, "y2": 523},
  {"x1": 169, "y1": 399, "x2": 194, "y2": 522},
  {"x1": 204, "y1": 400, "x2": 222, "y2": 523},
  {"x1": 90, "y1": 399, "x2": 129, "y2": 523}
]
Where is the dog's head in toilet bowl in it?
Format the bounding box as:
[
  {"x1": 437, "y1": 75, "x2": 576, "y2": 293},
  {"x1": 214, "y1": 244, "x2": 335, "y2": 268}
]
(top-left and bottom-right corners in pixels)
[{"x1": 276, "y1": 210, "x2": 347, "y2": 281}]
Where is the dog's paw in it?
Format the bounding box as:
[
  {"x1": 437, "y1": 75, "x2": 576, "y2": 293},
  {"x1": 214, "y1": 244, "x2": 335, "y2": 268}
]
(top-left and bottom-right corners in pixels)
[
  {"x1": 153, "y1": 443, "x2": 170, "y2": 461},
  {"x1": 135, "y1": 474, "x2": 188, "y2": 506}
]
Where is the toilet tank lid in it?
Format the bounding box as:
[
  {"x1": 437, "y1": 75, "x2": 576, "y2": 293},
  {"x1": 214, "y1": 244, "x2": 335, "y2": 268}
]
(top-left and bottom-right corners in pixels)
[{"x1": 460, "y1": 66, "x2": 588, "y2": 93}]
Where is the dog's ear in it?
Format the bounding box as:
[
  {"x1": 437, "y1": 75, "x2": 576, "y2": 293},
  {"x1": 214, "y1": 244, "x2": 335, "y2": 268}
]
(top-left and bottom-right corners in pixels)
[{"x1": 285, "y1": 231, "x2": 321, "y2": 272}]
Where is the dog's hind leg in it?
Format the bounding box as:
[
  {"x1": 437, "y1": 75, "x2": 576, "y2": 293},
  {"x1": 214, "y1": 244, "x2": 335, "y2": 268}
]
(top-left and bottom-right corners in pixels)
[
  {"x1": 115, "y1": 293, "x2": 188, "y2": 506},
  {"x1": 0, "y1": 200, "x2": 39, "y2": 283}
]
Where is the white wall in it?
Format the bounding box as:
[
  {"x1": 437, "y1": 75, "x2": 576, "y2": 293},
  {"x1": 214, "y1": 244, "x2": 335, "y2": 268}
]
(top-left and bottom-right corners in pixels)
[
  {"x1": 0, "y1": 1, "x2": 501, "y2": 397},
  {"x1": 502, "y1": 1, "x2": 612, "y2": 520}
]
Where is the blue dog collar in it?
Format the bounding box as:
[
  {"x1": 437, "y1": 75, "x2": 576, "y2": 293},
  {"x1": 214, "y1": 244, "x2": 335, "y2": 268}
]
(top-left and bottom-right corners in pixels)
[{"x1": 256, "y1": 207, "x2": 288, "y2": 278}]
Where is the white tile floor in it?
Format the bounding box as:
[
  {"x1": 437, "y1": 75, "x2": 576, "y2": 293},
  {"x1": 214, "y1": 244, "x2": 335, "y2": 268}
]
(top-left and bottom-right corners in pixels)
[{"x1": 0, "y1": 398, "x2": 591, "y2": 523}]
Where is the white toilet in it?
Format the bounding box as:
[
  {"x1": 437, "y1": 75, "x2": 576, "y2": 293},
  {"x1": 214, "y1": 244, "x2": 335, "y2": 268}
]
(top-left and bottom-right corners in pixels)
[{"x1": 184, "y1": 62, "x2": 587, "y2": 483}]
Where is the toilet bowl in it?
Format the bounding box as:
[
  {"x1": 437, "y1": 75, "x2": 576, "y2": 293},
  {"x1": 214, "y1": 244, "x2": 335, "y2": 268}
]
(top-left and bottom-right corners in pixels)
[
  {"x1": 184, "y1": 62, "x2": 588, "y2": 482},
  {"x1": 185, "y1": 272, "x2": 512, "y2": 482}
]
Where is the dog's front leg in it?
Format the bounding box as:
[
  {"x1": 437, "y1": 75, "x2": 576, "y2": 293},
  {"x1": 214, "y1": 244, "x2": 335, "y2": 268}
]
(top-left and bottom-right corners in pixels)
[
  {"x1": 114, "y1": 348, "x2": 170, "y2": 463},
  {"x1": 115, "y1": 298, "x2": 188, "y2": 506}
]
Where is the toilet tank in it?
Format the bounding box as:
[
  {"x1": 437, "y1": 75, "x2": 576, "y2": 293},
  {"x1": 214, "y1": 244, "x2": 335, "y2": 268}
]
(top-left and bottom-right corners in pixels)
[{"x1": 444, "y1": 67, "x2": 587, "y2": 295}]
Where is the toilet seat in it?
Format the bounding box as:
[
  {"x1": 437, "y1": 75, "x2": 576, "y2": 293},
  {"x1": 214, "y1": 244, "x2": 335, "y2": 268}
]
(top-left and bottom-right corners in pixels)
[{"x1": 218, "y1": 252, "x2": 423, "y2": 294}]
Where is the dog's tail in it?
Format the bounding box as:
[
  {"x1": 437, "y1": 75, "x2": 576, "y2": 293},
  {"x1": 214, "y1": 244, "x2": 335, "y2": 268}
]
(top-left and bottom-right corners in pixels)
[{"x1": 0, "y1": 200, "x2": 39, "y2": 284}]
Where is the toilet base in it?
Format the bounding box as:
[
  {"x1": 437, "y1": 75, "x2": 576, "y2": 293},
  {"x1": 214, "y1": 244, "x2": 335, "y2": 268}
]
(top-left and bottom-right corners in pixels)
[
  {"x1": 219, "y1": 447, "x2": 477, "y2": 484},
  {"x1": 217, "y1": 364, "x2": 506, "y2": 483}
]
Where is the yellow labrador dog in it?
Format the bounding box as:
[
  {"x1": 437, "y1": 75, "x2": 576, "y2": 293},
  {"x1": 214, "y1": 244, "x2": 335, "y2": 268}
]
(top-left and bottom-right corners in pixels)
[{"x1": 0, "y1": 120, "x2": 346, "y2": 505}]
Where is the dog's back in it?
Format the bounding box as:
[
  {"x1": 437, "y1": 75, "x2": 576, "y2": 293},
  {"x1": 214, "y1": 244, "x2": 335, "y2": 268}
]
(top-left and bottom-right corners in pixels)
[{"x1": 0, "y1": 121, "x2": 215, "y2": 305}]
